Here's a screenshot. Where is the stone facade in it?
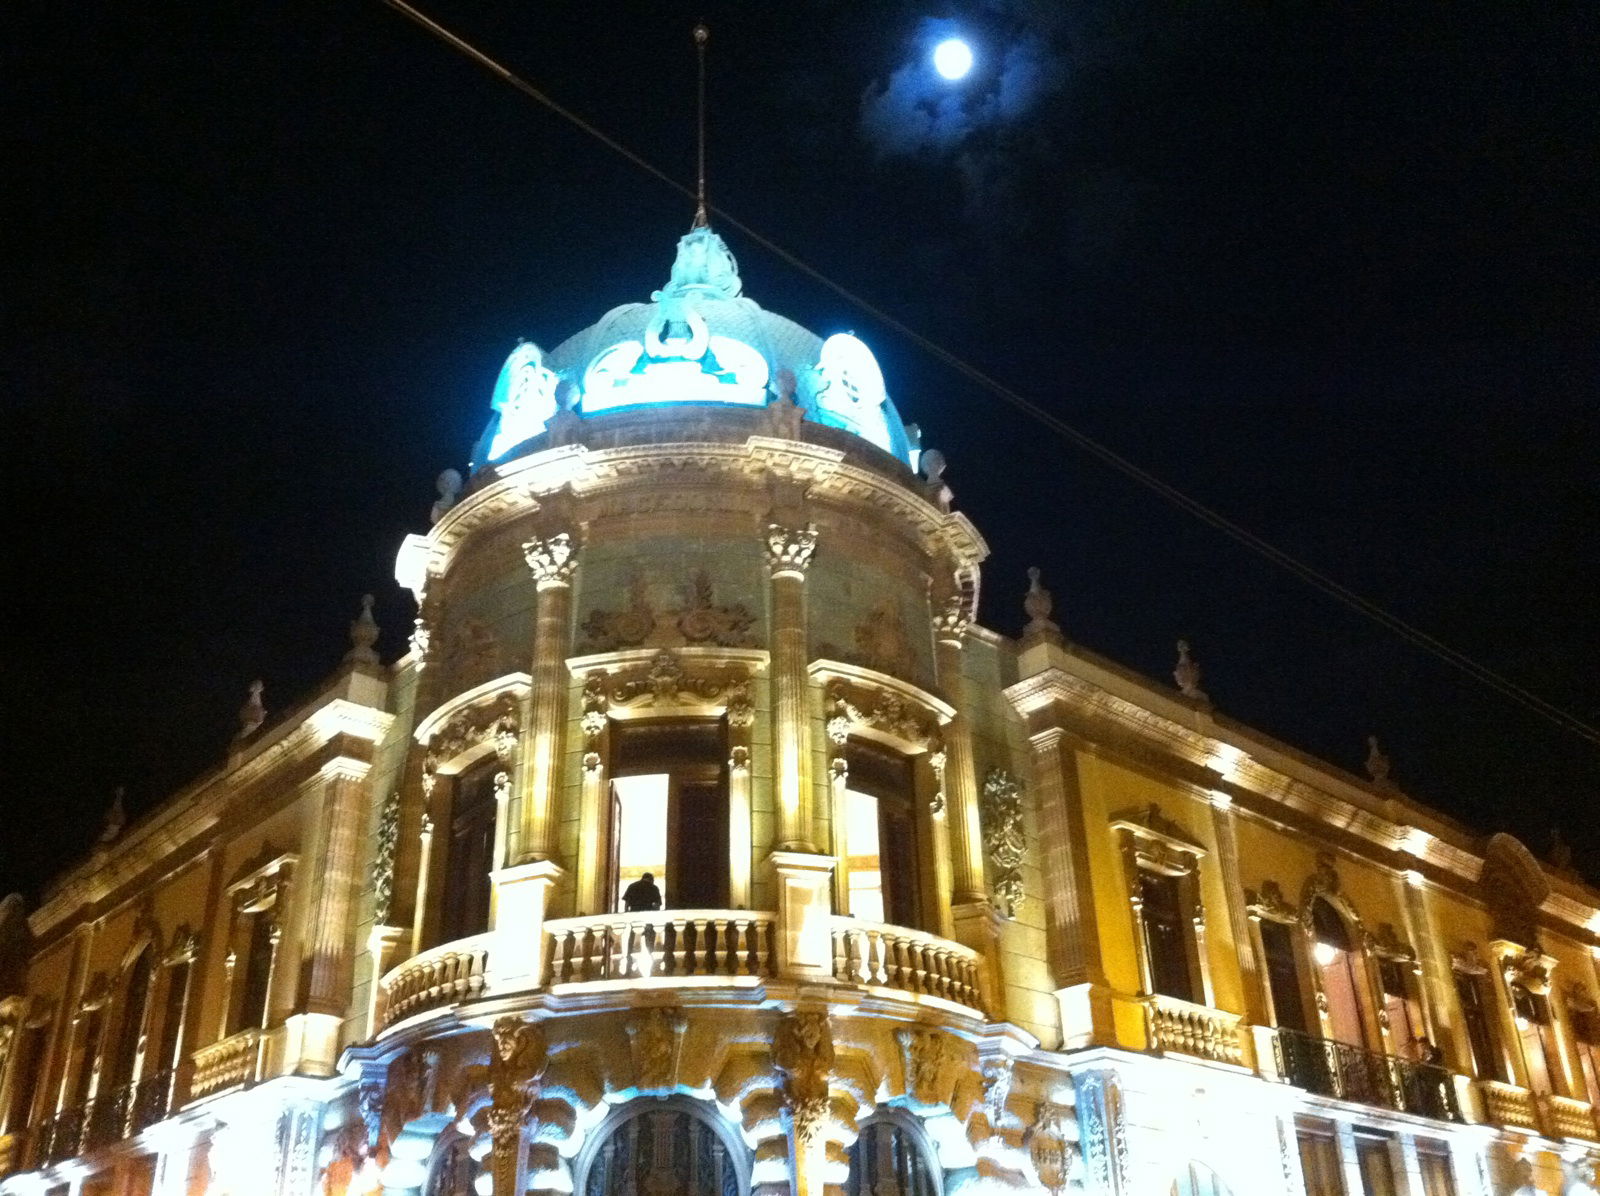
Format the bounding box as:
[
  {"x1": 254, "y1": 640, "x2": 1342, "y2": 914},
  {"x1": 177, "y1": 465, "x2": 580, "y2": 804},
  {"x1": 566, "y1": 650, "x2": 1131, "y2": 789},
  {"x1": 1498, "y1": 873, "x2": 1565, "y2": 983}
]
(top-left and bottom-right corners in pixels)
[{"x1": 2, "y1": 225, "x2": 1599, "y2": 1196}]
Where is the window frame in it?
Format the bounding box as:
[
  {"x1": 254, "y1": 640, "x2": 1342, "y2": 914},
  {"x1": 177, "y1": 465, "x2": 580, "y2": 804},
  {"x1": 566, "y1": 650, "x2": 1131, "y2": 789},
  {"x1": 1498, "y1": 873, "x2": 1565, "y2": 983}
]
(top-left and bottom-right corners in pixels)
[
  {"x1": 1111, "y1": 805, "x2": 1212, "y2": 1008},
  {"x1": 845, "y1": 1108, "x2": 944, "y2": 1196}
]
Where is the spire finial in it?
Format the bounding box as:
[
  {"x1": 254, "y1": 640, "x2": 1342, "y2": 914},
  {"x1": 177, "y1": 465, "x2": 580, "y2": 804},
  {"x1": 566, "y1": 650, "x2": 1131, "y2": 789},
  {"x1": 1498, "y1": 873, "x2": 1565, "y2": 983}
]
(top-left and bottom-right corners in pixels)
[
  {"x1": 237, "y1": 679, "x2": 266, "y2": 740},
  {"x1": 1365, "y1": 734, "x2": 1392, "y2": 785},
  {"x1": 1021, "y1": 567, "x2": 1064, "y2": 645},
  {"x1": 693, "y1": 23, "x2": 710, "y2": 228},
  {"x1": 1173, "y1": 639, "x2": 1209, "y2": 702},
  {"x1": 346, "y1": 593, "x2": 380, "y2": 665}
]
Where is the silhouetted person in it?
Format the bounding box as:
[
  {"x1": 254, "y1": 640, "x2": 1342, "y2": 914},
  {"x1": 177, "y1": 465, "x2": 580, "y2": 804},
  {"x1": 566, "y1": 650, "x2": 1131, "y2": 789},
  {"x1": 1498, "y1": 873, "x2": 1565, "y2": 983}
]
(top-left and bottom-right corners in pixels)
[{"x1": 622, "y1": 872, "x2": 662, "y2": 912}]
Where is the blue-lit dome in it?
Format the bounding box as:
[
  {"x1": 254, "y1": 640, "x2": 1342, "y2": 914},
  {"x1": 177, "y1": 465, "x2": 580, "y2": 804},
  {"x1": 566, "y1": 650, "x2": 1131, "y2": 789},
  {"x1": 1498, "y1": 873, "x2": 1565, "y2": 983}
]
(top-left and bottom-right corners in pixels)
[{"x1": 472, "y1": 225, "x2": 918, "y2": 469}]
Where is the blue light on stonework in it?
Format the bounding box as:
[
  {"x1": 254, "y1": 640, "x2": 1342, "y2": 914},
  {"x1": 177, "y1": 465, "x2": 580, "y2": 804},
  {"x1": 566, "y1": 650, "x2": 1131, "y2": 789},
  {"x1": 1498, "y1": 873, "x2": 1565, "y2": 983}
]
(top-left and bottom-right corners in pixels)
[
  {"x1": 488, "y1": 342, "x2": 560, "y2": 461},
  {"x1": 579, "y1": 333, "x2": 770, "y2": 413},
  {"x1": 813, "y1": 333, "x2": 894, "y2": 454}
]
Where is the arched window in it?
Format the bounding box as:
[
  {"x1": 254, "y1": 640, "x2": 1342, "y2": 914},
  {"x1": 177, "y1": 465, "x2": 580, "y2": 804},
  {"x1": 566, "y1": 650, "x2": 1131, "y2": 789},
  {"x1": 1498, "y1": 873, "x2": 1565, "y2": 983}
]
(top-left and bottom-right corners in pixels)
[
  {"x1": 576, "y1": 1098, "x2": 747, "y2": 1196},
  {"x1": 845, "y1": 1112, "x2": 942, "y2": 1196},
  {"x1": 841, "y1": 740, "x2": 923, "y2": 929},
  {"x1": 1308, "y1": 897, "x2": 1368, "y2": 1048},
  {"x1": 608, "y1": 719, "x2": 729, "y2": 911},
  {"x1": 424, "y1": 1131, "x2": 477, "y2": 1196},
  {"x1": 441, "y1": 763, "x2": 499, "y2": 942}
]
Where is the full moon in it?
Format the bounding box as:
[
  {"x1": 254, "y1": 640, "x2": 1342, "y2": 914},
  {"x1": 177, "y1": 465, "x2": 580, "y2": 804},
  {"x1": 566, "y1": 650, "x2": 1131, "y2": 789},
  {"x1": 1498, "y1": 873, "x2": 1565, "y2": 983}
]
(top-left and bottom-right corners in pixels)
[{"x1": 932, "y1": 37, "x2": 973, "y2": 80}]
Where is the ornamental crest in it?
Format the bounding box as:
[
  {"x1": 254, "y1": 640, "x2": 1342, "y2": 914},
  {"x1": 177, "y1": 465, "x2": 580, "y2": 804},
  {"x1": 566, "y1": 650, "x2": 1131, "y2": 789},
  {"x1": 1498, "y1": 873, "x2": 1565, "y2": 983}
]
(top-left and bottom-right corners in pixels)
[
  {"x1": 1025, "y1": 1101, "x2": 1080, "y2": 1195},
  {"x1": 579, "y1": 570, "x2": 756, "y2": 652},
  {"x1": 627, "y1": 1006, "x2": 688, "y2": 1092}
]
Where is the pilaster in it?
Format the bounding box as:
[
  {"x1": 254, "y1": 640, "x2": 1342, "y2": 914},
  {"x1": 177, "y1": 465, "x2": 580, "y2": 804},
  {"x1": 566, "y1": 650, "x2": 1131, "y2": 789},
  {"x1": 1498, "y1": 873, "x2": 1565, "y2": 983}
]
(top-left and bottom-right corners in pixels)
[
  {"x1": 521, "y1": 530, "x2": 578, "y2": 864},
  {"x1": 301, "y1": 758, "x2": 372, "y2": 1018},
  {"x1": 488, "y1": 861, "x2": 565, "y2": 989},
  {"x1": 765, "y1": 521, "x2": 818, "y2": 852},
  {"x1": 769, "y1": 851, "x2": 835, "y2": 981}
]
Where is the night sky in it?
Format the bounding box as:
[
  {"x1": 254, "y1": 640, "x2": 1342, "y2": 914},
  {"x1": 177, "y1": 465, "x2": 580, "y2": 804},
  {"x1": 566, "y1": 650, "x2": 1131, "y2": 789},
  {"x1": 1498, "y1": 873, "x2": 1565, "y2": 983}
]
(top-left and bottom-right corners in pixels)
[{"x1": 6, "y1": 1, "x2": 1596, "y2": 904}]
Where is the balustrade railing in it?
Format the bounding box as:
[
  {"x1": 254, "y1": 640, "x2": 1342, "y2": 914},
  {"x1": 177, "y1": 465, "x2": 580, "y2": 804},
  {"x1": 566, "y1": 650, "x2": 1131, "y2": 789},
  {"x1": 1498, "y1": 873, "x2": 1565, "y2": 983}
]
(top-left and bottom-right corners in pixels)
[
  {"x1": 1274, "y1": 1027, "x2": 1459, "y2": 1122},
  {"x1": 379, "y1": 935, "x2": 491, "y2": 1029},
  {"x1": 831, "y1": 917, "x2": 983, "y2": 1012},
  {"x1": 1541, "y1": 1094, "x2": 1598, "y2": 1140},
  {"x1": 1479, "y1": 1080, "x2": 1539, "y2": 1130},
  {"x1": 1143, "y1": 994, "x2": 1245, "y2": 1066},
  {"x1": 545, "y1": 912, "x2": 775, "y2": 984},
  {"x1": 190, "y1": 1029, "x2": 260, "y2": 1099}
]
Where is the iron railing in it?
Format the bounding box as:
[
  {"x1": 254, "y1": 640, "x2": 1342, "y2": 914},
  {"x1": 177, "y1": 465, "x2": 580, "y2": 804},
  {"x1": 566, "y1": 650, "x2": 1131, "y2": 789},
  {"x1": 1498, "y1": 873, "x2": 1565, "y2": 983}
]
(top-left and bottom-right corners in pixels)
[{"x1": 1274, "y1": 1027, "x2": 1459, "y2": 1122}]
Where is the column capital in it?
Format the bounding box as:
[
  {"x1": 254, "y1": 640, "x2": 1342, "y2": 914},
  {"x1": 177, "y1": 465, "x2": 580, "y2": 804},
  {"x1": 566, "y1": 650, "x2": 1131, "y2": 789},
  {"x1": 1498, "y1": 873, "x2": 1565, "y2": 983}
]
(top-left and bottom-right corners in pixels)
[
  {"x1": 765, "y1": 522, "x2": 818, "y2": 579},
  {"x1": 522, "y1": 531, "x2": 578, "y2": 590},
  {"x1": 932, "y1": 594, "x2": 972, "y2": 645}
]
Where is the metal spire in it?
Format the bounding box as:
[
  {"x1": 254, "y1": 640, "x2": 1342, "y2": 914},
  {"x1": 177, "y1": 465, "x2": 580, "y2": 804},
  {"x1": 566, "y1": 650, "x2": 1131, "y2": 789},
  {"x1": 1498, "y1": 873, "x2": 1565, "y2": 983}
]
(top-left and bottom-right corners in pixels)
[{"x1": 693, "y1": 23, "x2": 709, "y2": 228}]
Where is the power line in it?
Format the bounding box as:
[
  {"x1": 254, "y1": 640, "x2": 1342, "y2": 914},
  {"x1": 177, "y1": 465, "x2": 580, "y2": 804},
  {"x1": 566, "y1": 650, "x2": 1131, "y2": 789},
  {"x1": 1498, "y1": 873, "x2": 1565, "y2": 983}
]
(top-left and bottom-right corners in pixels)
[{"x1": 377, "y1": 0, "x2": 1600, "y2": 750}]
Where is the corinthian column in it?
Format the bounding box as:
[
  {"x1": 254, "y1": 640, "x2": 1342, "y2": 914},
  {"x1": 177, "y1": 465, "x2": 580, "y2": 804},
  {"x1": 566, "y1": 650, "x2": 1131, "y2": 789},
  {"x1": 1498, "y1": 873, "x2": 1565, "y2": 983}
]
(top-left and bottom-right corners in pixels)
[
  {"x1": 765, "y1": 521, "x2": 818, "y2": 852},
  {"x1": 520, "y1": 530, "x2": 578, "y2": 864}
]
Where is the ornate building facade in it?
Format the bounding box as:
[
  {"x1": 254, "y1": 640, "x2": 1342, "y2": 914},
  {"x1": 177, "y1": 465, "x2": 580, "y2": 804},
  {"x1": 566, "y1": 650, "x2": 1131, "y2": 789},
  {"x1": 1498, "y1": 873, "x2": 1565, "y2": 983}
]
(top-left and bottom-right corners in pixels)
[{"x1": 2, "y1": 222, "x2": 1599, "y2": 1196}]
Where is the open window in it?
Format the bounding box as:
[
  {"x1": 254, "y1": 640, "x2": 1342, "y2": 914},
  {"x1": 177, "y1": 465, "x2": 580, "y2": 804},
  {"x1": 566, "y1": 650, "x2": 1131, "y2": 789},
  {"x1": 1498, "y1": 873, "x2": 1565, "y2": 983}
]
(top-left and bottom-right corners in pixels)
[
  {"x1": 1309, "y1": 897, "x2": 1370, "y2": 1049},
  {"x1": 440, "y1": 763, "x2": 499, "y2": 942},
  {"x1": 1508, "y1": 980, "x2": 1564, "y2": 1095},
  {"x1": 841, "y1": 740, "x2": 922, "y2": 928},
  {"x1": 1375, "y1": 955, "x2": 1426, "y2": 1060},
  {"x1": 1452, "y1": 960, "x2": 1507, "y2": 1083},
  {"x1": 609, "y1": 719, "x2": 729, "y2": 911}
]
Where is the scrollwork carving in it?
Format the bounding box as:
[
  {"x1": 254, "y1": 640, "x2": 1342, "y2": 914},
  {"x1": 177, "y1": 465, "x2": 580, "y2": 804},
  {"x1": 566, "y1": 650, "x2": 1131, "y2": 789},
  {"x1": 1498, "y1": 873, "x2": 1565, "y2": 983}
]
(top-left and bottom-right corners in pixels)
[
  {"x1": 372, "y1": 789, "x2": 401, "y2": 924},
  {"x1": 765, "y1": 522, "x2": 818, "y2": 578},
  {"x1": 425, "y1": 694, "x2": 521, "y2": 773},
  {"x1": 523, "y1": 532, "x2": 578, "y2": 589},
  {"x1": 1025, "y1": 1101, "x2": 1079, "y2": 1196},
  {"x1": 580, "y1": 570, "x2": 756, "y2": 652},
  {"x1": 894, "y1": 1024, "x2": 954, "y2": 1107},
  {"x1": 981, "y1": 768, "x2": 1026, "y2": 917}
]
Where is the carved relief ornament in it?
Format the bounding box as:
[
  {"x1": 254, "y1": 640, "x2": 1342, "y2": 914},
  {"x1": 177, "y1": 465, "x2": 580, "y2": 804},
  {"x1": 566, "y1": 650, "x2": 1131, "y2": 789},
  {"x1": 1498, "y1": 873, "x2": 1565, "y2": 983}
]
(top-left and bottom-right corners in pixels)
[
  {"x1": 579, "y1": 569, "x2": 757, "y2": 652},
  {"x1": 418, "y1": 688, "x2": 524, "y2": 777},
  {"x1": 894, "y1": 1024, "x2": 956, "y2": 1107},
  {"x1": 627, "y1": 1006, "x2": 687, "y2": 1093},
  {"x1": 981, "y1": 768, "x2": 1027, "y2": 918},
  {"x1": 765, "y1": 522, "x2": 818, "y2": 578},
  {"x1": 773, "y1": 1011, "x2": 834, "y2": 1147}
]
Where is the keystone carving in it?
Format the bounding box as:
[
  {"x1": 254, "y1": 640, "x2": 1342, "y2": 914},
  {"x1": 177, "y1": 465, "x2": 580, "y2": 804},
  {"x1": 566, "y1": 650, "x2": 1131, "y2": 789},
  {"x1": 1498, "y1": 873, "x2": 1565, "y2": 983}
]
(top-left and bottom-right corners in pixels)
[
  {"x1": 773, "y1": 1011, "x2": 834, "y2": 1148},
  {"x1": 894, "y1": 1024, "x2": 955, "y2": 1107},
  {"x1": 626, "y1": 1006, "x2": 688, "y2": 1092},
  {"x1": 479, "y1": 1017, "x2": 548, "y2": 1196}
]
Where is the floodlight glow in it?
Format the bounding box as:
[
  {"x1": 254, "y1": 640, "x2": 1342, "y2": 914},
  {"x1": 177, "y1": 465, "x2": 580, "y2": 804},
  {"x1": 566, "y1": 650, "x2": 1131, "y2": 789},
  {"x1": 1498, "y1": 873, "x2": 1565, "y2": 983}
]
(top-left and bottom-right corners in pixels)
[
  {"x1": 933, "y1": 38, "x2": 973, "y2": 80},
  {"x1": 1313, "y1": 940, "x2": 1340, "y2": 967}
]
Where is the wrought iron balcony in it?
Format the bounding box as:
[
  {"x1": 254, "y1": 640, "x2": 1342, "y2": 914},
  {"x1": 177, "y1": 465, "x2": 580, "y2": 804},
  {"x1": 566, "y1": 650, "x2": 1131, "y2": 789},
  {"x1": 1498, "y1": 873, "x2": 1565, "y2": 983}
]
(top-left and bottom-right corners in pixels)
[
  {"x1": 1273, "y1": 1026, "x2": 1460, "y2": 1122},
  {"x1": 33, "y1": 1105, "x2": 84, "y2": 1166}
]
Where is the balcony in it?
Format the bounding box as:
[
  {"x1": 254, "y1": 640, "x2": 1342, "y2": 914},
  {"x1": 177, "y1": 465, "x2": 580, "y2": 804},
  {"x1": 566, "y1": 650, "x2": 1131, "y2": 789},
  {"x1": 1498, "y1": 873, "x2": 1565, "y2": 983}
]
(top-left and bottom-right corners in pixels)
[
  {"x1": 546, "y1": 911, "x2": 776, "y2": 985},
  {"x1": 374, "y1": 906, "x2": 986, "y2": 1035},
  {"x1": 32, "y1": 1106, "x2": 84, "y2": 1167},
  {"x1": 1478, "y1": 1080, "x2": 1539, "y2": 1130},
  {"x1": 1540, "y1": 1094, "x2": 1599, "y2": 1141},
  {"x1": 190, "y1": 1029, "x2": 261, "y2": 1100},
  {"x1": 1142, "y1": 994, "x2": 1245, "y2": 1066},
  {"x1": 1273, "y1": 1027, "x2": 1460, "y2": 1122}
]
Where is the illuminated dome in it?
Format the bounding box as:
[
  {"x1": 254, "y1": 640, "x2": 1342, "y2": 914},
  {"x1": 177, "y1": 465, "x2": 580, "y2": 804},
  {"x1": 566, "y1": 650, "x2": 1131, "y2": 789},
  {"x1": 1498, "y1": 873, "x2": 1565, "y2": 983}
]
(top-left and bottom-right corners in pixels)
[{"x1": 473, "y1": 224, "x2": 919, "y2": 468}]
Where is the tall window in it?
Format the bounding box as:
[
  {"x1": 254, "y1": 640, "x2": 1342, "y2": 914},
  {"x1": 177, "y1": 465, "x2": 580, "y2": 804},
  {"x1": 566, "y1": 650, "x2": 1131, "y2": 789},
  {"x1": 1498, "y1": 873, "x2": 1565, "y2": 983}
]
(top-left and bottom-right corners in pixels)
[
  {"x1": 842, "y1": 741, "x2": 921, "y2": 928},
  {"x1": 609, "y1": 720, "x2": 729, "y2": 911},
  {"x1": 441, "y1": 764, "x2": 498, "y2": 942},
  {"x1": 1139, "y1": 870, "x2": 1199, "y2": 1003},
  {"x1": 1416, "y1": 1140, "x2": 1457, "y2": 1196},
  {"x1": 846, "y1": 1113, "x2": 941, "y2": 1196},
  {"x1": 1309, "y1": 898, "x2": 1368, "y2": 1048},
  {"x1": 1295, "y1": 1118, "x2": 1346, "y2": 1196},
  {"x1": 2, "y1": 1021, "x2": 43, "y2": 1134},
  {"x1": 1354, "y1": 1133, "x2": 1398, "y2": 1196},
  {"x1": 1509, "y1": 982, "x2": 1563, "y2": 1095},
  {"x1": 230, "y1": 914, "x2": 276, "y2": 1035},
  {"x1": 1454, "y1": 970, "x2": 1504, "y2": 1082},
  {"x1": 577, "y1": 1099, "x2": 746, "y2": 1196},
  {"x1": 1260, "y1": 918, "x2": 1309, "y2": 1032},
  {"x1": 106, "y1": 951, "x2": 154, "y2": 1101},
  {"x1": 1571, "y1": 1005, "x2": 1600, "y2": 1106},
  {"x1": 153, "y1": 962, "x2": 190, "y2": 1079},
  {"x1": 67, "y1": 1008, "x2": 104, "y2": 1111},
  {"x1": 1377, "y1": 958, "x2": 1424, "y2": 1060}
]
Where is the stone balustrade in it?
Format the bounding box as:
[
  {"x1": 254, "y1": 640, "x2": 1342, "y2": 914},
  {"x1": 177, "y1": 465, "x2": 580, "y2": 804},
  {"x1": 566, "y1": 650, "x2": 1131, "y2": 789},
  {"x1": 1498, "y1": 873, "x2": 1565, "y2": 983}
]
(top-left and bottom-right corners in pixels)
[
  {"x1": 190, "y1": 1029, "x2": 261, "y2": 1099},
  {"x1": 1540, "y1": 1093, "x2": 1598, "y2": 1141},
  {"x1": 545, "y1": 911, "x2": 776, "y2": 985},
  {"x1": 1142, "y1": 994, "x2": 1246, "y2": 1066},
  {"x1": 1479, "y1": 1080, "x2": 1540, "y2": 1131},
  {"x1": 830, "y1": 917, "x2": 983, "y2": 1012},
  {"x1": 379, "y1": 934, "x2": 491, "y2": 1029}
]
